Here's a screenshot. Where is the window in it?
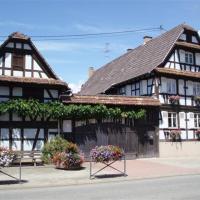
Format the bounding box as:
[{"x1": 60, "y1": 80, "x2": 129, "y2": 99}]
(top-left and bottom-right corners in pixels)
[
  {"x1": 131, "y1": 82, "x2": 140, "y2": 96},
  {"x1": 119, "y1": 86, "x2": 126, "y2": 96},
  {"x1": 194, "y1": 113, "x2": 200, "y2": 128},
  {"x1": 168, "y1": 112, "x2": 177, "y2": 128},
  {"x1": 185, "y1": 52, "x2": 193, "y2": 64},
  {"x1": 193, "y1": 82, "x2": 200, "y2": 96},
  {"x1": 12, "y1": 53, "x2": 24, "y2": 70},
  {"x1": 167, "y1": 79, "x2": 176, "y2": 94},
  {"x1": 147, "y1": 79, "x2": 153, "y2": 95}
]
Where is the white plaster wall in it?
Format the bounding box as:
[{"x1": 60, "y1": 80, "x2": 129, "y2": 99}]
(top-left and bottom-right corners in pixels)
[
  {"x1": 159, "y1": 130, "x2": 165, "y2": 140},
  {"x1": 5, "y1": 53, "x2": 11, "y2": 68},
  {"x1": 25, "y1": 71, "x2": 32, "y2": 77},
  {"x1": 13, "y1": 70, "x2": 23, "y2": 77},
  {"x1": 4, "y1": 69, "x2": 11, "y2": 76},
  {"x1": 25, "y1": 55, "x2": 32, "y2": 69},
  {"x1": 159, "y1": 95, "x2": 165, "y2": 104},
  {"x1": 41, "y1": 72, "x2": 48, "y2": 79},
  {"x1": 33, "y1": 60, "x2": 42, "y2": 71},
  {"x1": 34, "y1": 72, "x2": 40, "y2": 78},
  {"x1": 179, "y1": 97, "x2": 185, "y2": 106},
  {"x1": 159, "y1": 141, "x2": 200, "y2": 157}
]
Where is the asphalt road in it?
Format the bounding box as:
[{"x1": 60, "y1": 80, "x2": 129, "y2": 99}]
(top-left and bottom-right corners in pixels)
[{"x1": 0, "y1": 175, "x2": 200, "y2": 200}]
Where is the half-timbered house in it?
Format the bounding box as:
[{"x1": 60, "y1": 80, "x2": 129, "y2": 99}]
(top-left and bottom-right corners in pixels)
[
  {"x1": 0, "y1": 32, "x2": 69, "y2": 152},
  {"x1": 80, "y1": 24, "x2": 200, "y2": 157}
]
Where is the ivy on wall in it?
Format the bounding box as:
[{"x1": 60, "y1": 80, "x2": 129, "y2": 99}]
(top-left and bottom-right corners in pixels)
[{"x1": 0, "y1": 99, "x2": 146, "y2": 120}]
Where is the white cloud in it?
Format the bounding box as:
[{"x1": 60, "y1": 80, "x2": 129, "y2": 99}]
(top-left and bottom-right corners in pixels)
[
  {"x1": 35, "y1": 41, "x2": 103, "y2": 52},
  {"x1": 68, "y1": 81, "x2": 83, "y2": 93}
]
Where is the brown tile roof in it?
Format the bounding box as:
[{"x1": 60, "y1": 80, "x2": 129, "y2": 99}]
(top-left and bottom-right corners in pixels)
[
  {"x1": 80, "y1": 24, "x2": 194, "y2": 95},
  {"x1": 9, "y1": 32, "x2": 30, "y2": 40},
  {"x1": 62, "y1": 95, "x2": 160, "y2": 106},
  {"x1": 155, "y1": 68, "x2": 200, "y2": 79},
  {"x1": 0, "y1": 76, "x2": 69, "y2": 88}
]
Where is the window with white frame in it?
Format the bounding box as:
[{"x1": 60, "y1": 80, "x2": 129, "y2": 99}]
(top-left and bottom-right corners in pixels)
[
  {"x1": 168, "y1": 112, "x2": 177, "y2": 128},
  {"x1": 185, "y1": 52, "x2": 193, "y2": 64},
  {"x1": 194, "y1": 113, "x2": 200, "y2": 128},
  {"x1": 167, "y1": 79, "x2": 176, "y2": 94},
  {"x1": 193, "y1": 82, "x2": 200, "y2": 96}
]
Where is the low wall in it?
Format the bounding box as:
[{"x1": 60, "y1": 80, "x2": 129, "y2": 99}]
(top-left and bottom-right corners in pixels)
[{"x1": 159, "y1": 141, "x2": 200, "y2": 157}]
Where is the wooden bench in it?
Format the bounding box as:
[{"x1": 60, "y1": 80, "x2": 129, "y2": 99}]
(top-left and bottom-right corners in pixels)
[{"x1": 13, "y1": 151, "x2": 43, "y2": 166}]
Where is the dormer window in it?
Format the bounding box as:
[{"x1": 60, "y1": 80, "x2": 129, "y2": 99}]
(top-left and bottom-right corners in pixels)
[
  {"x1": 12, "y1": 53, "x2": 24, "y2": 70},
  {"x1": 185, "y1": 52, "x2": 193, "y2": 64}
]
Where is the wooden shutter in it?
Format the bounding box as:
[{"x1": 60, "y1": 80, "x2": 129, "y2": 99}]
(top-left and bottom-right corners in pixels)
[
  {"x1": 12, "y1": 53, "x2": 24, "y2": 70},
  {"x1": 186, "y1": 81, "x2": 193, "y2": 96},
  {"x1": 179, "y1": 112, "x2": 186, "y2": 128},
  {"x1": 178, "y1": 79, "x2": 184, "y2": 95},
  {"x1": 161, "y1": 77, "x2": 167, "y2": 93},
  {"x1": 179, "y1": 49, "x2": 185, "y2": 63},
  {"x1": 160, "y1": 111, "x2": 168, "y2": 128},
  {"x1": 188, "y1": 112, "x2": 194, "y2": 129}
]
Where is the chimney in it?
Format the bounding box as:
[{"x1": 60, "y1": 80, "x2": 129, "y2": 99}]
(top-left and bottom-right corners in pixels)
[
  {"x1": 143, "y1": 36, "x2": 152, "y2": 44},
  {"x1": 88, "y1": 67, "x2": 95, "y2": 78}
]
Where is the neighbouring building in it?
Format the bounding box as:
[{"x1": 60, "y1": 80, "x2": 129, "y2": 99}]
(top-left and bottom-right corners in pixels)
[
  {"x1": 80, "y1": 23, "x2": 200, "y2": 157},
  {"x1": 0, "y1": 32, "x2": 69, "y2": 152}
]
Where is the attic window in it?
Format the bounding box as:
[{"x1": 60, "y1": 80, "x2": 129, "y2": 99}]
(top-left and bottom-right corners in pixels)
[{"x1": 12, "y1": 53, "x2": 24, "y2": 70}]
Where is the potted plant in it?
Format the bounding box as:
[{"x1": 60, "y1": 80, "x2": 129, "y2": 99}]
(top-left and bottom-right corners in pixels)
[
  {"x1": 90, "y1": 145, "x2": 124, "y2": 163},
  {"x1": 52, "y1": 151, "x2": 84, "y2": 170},
  {"x1": 195, "y1": 129, "x2": 200, "y2": 140},
  {"x1": 51, "y1": 141, "x2": 84, "y2": 170},
  {"x1": 0, "y1": 147, "x2": 16, "y2": 168},
  {"x1": 169, "y1": 95, "x2": 180, "y2": 104},
  {"x1": 169, "y1": 129, "x2": 181, "y2": 141}
]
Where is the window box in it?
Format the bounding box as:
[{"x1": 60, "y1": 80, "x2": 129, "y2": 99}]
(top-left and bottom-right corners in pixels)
[
  {"x1": 169, "y1": 95, "x2": 180, "y2": 104},
  {"x1": 169, "y1": 129, "x2": 181, "y2": 141}
]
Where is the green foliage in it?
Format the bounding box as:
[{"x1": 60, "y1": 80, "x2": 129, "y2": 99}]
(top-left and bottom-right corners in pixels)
[
  {"x1": 0, "y1": 99, "x2": 146, "y2": 120},
  {"x1": 41, "y1": 136, "x2": 70, "y2": 163}
]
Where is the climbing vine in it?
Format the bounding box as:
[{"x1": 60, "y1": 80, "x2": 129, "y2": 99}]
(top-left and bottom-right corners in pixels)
[{"x1": 0, "y1": 99, "x2": 146, "y2": 120}]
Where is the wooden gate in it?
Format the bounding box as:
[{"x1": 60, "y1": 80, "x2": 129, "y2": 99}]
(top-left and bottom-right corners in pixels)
[{"x1": 70, "y1": 120, "x2": 158, "y2": 159}]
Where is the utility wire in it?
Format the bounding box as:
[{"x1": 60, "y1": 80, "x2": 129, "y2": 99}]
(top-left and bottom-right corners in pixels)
[{"x1": 0, "y1": 26, "x2": 164, "y2": 41}]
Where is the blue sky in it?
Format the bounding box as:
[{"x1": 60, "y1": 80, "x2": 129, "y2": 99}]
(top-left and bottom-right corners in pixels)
[{"x1": 0, "y1": 0, "x2": 200, "y2": 92}]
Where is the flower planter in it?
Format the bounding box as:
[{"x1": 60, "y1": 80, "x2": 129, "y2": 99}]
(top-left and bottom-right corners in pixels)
[
  {"x1": 0, "y1": 148, "x2": 16, "y2": 167},
  {"x1": 90, "y1": 145, "x2": 124, "y2": 163},
  {"x1": 169, "y1": 95, "x2": 180, "y2": 105},
  {"x1": 53, "y1": 152, "x2": 84, "y2": 170},
  {"x1": 169, "y1": 129, "x2": 181, "y2": 141}
]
